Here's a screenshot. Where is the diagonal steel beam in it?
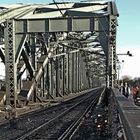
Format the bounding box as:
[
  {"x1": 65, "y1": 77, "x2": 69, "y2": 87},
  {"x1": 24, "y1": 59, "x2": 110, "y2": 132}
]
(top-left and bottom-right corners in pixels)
[
  {"x1": 0, "y1": 47, "x2": 5, "y2": 63},
  {"x1": 15, "y1": 34, "x2": 28, "y2": 64},
  {"x1": 21, "y1": 49, "x2": 34, "y2": 78},
  {"x1": 17, "y1": 64, "x2": 26, "y2": 80},
  {"x1": 27, "y1": 45, "x2": 54, "y2": 100}
]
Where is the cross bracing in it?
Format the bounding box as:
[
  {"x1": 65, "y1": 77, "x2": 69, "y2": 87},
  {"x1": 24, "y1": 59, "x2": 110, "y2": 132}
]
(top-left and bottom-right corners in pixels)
[{"x1": 0, "y1": 1, "x2": 118, "y2": 107}]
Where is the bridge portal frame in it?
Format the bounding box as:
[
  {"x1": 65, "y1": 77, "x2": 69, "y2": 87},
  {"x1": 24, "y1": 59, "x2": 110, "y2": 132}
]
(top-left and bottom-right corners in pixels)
[{"x1": 4, "y1": 14, "x2": 118, "y2": 107}]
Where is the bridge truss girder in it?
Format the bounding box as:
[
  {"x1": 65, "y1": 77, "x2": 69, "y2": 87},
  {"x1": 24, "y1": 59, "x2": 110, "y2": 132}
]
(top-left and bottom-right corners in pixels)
[{"x1": 2, "y1": 4, "x2": 118, "y2": 106}]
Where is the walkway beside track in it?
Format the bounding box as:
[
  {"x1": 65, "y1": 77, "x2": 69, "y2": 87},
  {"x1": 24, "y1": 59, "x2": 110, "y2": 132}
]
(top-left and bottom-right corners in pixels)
[{"x1": 113, "y1": 88, "x2": 140, "y2": 140}]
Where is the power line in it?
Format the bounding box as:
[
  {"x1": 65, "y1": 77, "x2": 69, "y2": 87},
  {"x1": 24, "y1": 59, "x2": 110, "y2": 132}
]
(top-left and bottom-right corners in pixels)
[{"x1": 52, "y1": 0, "x2": 64, "y2": 16}]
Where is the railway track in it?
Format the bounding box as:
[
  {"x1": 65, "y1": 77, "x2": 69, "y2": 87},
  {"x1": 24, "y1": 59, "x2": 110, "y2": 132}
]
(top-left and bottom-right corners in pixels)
[
  {"x1": 57, "y1": 94, "x2": 100, "y2": 140},
  {"x1": 16, "y1": 88, "x2": 105, "y2": 140},
  {"x1": 0, "y1": 87, "x2": 104, "y2": 140}
]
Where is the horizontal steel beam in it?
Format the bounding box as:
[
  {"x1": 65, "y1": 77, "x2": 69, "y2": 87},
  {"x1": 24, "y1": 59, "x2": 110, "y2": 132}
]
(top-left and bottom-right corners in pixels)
[{"x1": 15, "y1": 17, "x2": 98, "y2": 33}]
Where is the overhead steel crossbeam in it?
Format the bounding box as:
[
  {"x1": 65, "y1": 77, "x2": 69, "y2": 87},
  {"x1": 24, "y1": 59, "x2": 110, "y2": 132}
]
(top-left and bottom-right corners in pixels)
[
  {"x1": 3, "y1": 1, "x2": 118, "y2": 107},
  {"x1": 15, "y1": 17, "x2": 96, "y2": 33}
]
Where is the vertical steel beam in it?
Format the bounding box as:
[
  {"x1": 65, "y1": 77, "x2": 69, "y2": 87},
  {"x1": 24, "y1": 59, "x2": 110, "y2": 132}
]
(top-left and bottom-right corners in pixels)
[
  {"x1": 62, "y1": 46, "x2": 65, "y2": 95},
  {"x1": 44, "y1": 36, "x2": 49, "y2": 98},
  {"x1": 83, "y1": 59, "x2": 87, "y2": 90},
  {"x1": 80, "y1": 54, "x2": 84, "y2": 90},
  {"x1": 109, "y1": 16, "x2": 117, "y2": 87},
  {"x1": 5, "y1": 20, "x2": 17, "y2": 107},
  {"x1": 30, "y1": 34, "x2": 36, "y2": 102},
  {"x1": 71, "y1": 51, "x2": 74, "y2": 93},
  {"x1": 71, "y1": 53, "x2": 75, "y2": 93},
  {"x1": 75, "y1": 52, "x2": 78, "y2": 92},
  {"x1": 69, "y1": 52, "x2": 72, "y2": 93},
  {"x1": 41, "y1": 68, "x2": 45, "y2": 97},
  {"x1": 49, "y1": 59, "x2": 54, "y2": 97},
  {"x1": 66, "y1": 52, "x2": 69, "y2": 94},
  {"x1": 46, "y1": 63, "x2": 49, "y2": 98},
  {"x1": 77, "y1": 52, "x2": 80, "y2": 92},
  {"x1": 79, "y1": 53, "x2": 82, "y2": 91},
  {"x1": 55, "y1": 57, "x2": 59, "y2": 97}
]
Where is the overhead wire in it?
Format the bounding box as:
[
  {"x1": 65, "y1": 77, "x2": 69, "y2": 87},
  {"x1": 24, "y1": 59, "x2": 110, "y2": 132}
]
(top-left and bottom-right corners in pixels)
[{"x1": 52, "y1": 0, "x2": 64, "y2": 16}]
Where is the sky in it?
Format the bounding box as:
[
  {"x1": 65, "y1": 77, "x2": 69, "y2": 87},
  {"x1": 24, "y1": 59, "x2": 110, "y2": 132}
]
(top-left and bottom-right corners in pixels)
[
  {"x1": 116, "y1": 0, "x2": 140, "y2": 78},
  {"x1": 0, "y1": 0, "x2": 140, "y2": 79}
]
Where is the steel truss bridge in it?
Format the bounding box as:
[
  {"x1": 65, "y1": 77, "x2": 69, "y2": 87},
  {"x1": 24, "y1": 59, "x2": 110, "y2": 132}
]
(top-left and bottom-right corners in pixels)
[{"x1": 0, "y1": 1, "x2": 118, "y2": 107}]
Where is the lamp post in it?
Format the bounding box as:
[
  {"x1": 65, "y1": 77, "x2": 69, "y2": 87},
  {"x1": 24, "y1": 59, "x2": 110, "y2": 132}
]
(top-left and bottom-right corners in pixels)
[
  {"x1": 117, "y1": 51, "x2": 133, "y2": 56},
  {"x1": 116, "y1": 50, "x2": 132, "y2": 86},
  {"x1": 116, "y1": 59, "x2": 124, "y2": 85}
]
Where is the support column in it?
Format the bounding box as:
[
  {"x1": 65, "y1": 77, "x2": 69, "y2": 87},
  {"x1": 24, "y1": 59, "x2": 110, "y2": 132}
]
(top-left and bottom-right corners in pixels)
[
  {"x1": 5, "y1": 20, "x2": 17, "y2": 107},
  {"x1": 77, "y1": 52, "x2": 80, "y2": 92},
  {"x1": 46, "y1": 63, "x2": 50, "y2": 98},
  {"x1": 109, "y1": 16, "x2": 117, "y2": 88},
  {"x1": 75, "y1": 52, "x2": 78, "y2": 92},
  {"x1": 62, "y1": 46, "x2": 65, "y2": 95},
  {"x1": 55, "y1": 57, "x2": 59, "y2": 97},
  {"x1": 83, "y1": 59, "x2": 87, "y2": 90},
  {"x1": 66, "y1": 52, "x2": 70, "y2": 94},
  {"x1": 30, "y1": 34, "x2": 36, "y2": 102},
  {"x1": 41, "y1": 68, "x2": 45, "y2": 97},
  {"x1": 79, "y1": 53, "x2": 82, "y2": 91},
  {"x1": 69, "y1": 52, "x2": 72, "y2": 93},
  {"x1": 71, "y1": 53, "x2": 75, "y2": 93},
  {"x1": 49, "y1": 59, "x2": 54, "y2": 97},
  {"x1": 80, "y1": 54, "x2": 84, "y2": 90},
  {"x1": 72, "y1": 53, "x2": 76, "y2": 93}
]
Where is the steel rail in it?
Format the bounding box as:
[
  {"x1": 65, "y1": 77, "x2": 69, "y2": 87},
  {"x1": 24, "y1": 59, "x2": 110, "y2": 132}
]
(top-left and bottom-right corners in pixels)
[
  {"x1": 16, "y1": 88, "x2": 104, "y2": 140},
  {"x1": 0, "y1": 88, "x2": 97, "y2": 127},
  {"x1": 58, "y1": 88, "x2": 105, "y2": 140}
]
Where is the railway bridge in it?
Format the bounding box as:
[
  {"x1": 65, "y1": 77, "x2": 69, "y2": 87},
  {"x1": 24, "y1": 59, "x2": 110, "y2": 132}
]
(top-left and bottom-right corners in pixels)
[
  {"x1": 0, "y1": 1, "x2": 139, "y2": 140},
  {"x1": 0, "y1": 1, "x2": 118, "y2": 106}
]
